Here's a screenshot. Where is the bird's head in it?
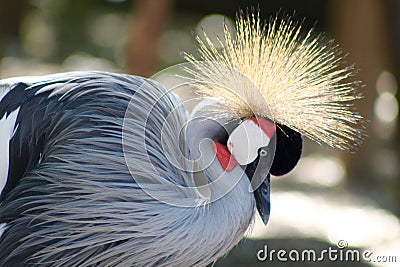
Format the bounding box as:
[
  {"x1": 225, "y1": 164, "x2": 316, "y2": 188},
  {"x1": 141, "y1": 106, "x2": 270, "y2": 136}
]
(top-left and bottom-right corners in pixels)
[
  {"x1": 187, "y1": 98, "x2": 302, "y2": 224},
  {"x1": 183, "y1": 12, "x2": 364, "y2": 225},
  {"x1": 209, "y1": 115, "x2": 302, "y2": 224}
]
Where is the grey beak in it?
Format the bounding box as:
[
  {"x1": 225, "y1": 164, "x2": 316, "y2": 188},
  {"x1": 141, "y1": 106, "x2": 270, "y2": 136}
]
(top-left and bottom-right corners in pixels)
[
  {"x1": 244, "y1": 153, "x2": 272, "y2": 225},
  {"x1": 254, "y1": 174, "x2": 271, "y2": 225}
]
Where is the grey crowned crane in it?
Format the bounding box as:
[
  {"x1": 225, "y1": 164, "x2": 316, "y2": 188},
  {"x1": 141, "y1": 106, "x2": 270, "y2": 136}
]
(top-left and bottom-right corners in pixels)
[{"x1": 0, "y1": 14, "x2": 362, "y2": 266}]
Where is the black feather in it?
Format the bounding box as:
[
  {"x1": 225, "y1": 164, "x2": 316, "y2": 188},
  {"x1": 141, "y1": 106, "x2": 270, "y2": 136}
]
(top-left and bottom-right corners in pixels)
[
  {"x1": 0, "y1": 82, "x2": 52, "y2": 202},
  {"x1": 0, "y1": 72, "x2": 144, "y2": 265},
  {"x1": 270, "y1": 123, "x2": 303, "y2": 176}
]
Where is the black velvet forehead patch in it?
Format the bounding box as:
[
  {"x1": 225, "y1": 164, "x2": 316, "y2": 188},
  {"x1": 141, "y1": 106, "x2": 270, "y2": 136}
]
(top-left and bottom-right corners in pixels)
[{"x1": 270, "y1": 123, "x2": 303, "y2": 176}]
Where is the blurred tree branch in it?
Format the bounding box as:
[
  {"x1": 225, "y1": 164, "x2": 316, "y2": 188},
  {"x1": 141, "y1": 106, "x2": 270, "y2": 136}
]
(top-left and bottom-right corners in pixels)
[
  {"x1": 331, "y1": 0, "x2": 393, "y2": 167},
  {"x1": 125, "y1": 0, "x2": 175, "y2": 77},
  {"x1": 331, "y1": 0, "x2": 398, "y2": 213},
  {"x1": 0, "y1": 0, "x2": 28, "y2": 62}
]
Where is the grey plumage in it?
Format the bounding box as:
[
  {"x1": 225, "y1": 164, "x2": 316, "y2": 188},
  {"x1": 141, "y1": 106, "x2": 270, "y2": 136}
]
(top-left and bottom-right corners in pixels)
[{"x1": 0, "y1": 72, "x2": 255, "y2": 266}]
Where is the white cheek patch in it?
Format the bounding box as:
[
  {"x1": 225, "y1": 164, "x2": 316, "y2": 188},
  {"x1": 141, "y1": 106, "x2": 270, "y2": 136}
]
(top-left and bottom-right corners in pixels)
[
  {"x1": 0, "y1": 107, "x2": 20, "y2": 195},
  {"x1": 0, "y1": 223, "x2": 6, "y2": 238},
  {"x1": 227, "y1": 119, "x2": 271, "y2": 165}
]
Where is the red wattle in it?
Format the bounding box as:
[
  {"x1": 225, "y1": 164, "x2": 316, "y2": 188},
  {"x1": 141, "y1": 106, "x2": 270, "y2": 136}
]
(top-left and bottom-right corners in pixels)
[
  {"x1": 250, "y1": 117, "x2": 276, "y2": 138},
  {"x1": 213, "y1": 141, "x2": 237, "y2": 172}
]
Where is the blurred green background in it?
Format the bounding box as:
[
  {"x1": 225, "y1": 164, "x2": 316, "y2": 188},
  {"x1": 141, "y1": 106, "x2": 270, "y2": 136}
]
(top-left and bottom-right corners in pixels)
[{"x1": 0, "y1": 0, "x2": 399, "y2": 266}]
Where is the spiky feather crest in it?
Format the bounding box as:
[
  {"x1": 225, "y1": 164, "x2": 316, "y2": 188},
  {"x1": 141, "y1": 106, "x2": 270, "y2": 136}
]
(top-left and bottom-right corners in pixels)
[{"x1": 185, "y1": 12, "x2": 364, "y2": 150}]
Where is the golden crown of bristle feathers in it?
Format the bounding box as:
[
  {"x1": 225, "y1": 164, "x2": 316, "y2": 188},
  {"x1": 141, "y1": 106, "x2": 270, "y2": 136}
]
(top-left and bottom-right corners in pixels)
[{"x1": 184, "y1": 12, "x2": 364, "y2": 150}]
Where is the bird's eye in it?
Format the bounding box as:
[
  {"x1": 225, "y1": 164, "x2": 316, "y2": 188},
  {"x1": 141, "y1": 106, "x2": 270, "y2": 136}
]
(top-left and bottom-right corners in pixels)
[{"x1": 259, "y1": 149, "x2": 268, "y2": 157}]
